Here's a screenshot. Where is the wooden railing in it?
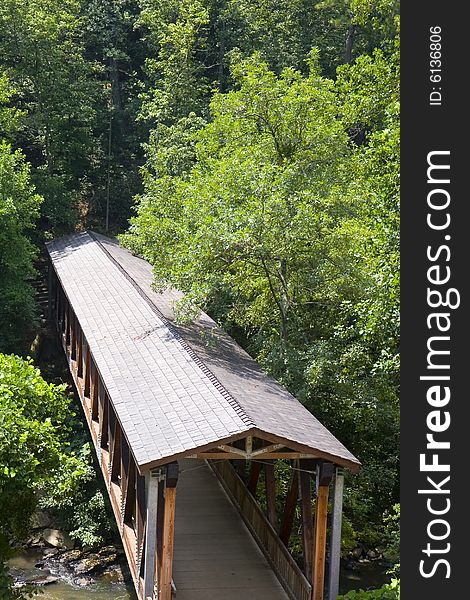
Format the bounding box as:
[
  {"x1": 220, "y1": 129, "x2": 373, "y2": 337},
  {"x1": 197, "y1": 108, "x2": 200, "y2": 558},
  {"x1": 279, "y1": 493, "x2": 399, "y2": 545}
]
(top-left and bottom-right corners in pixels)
[{"x1": 209, "y1": 460, "x2": 312, "y2": 600}]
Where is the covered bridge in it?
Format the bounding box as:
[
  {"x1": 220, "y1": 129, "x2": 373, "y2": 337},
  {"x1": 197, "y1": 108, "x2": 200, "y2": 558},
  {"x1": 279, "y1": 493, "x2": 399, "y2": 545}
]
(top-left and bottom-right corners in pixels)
[{"x1": 46, "y1": 231, "x2": 360, "y2": 600}]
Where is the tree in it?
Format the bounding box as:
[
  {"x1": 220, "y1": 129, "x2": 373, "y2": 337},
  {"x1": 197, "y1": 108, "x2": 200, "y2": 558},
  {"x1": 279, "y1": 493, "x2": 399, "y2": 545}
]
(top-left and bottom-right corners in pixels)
[
  {"x1": 0, "y1": 134, "x2": 42, "y2": 353},
  {"x1": 0, "y1": 354, "x2": 111, "y2": 596},
  {"x1": 315, "y1": 0, "x2": 399, "y2": 66},
  {"x1": 123, "y1": 53, "x2": 356, "y2": 348},
  {"x1": 138, "y1": 0, "x2": 211, "y2": 124},
  {"x1": 80, "y1": 0, "x2": 146, "y2": 230},
  {"x1": 0, "y1": 0, "x2": 98, "y2": 232},
  {"x1": 124, "y1": 32, "x2": 400, "y2": 543}
]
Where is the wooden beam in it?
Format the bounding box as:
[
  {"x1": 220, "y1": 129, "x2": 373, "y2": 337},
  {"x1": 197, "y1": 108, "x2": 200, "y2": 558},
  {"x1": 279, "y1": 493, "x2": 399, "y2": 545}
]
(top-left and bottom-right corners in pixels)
[
  {"x1": 156, "y1": 479, "x2": 164, "y2": 573},
  {"x1": 299, "y1": 460, "x2": 315, "y2": 582},
  {"x1": 84, "y1": 346, "x2": 91, "y2": 398},
  {"x1": 135, "y1": 473, "x2": 146, "y2": 577},
  {"x1": 108, "y1": 407, "x2": 116, "y2": 474},
  {"x1": 312, "y1": 463, "x2": 333, "y2": 600},
  {"x1": 99, "y1": 389, "x2": 109, "y2": 450},
  {"x1": 143, "y1": 469, "x2": 162, "y2": 599},
  {"x1": 279, "y1": 467, "x2": 299, "y2": 546},
  {"x1": 123, "y1": 459, "x2": 136, "y2": 526},
  {"x1": 186, "y1": 452, "x2": 318, "y2": 460},
  {"x1": 312, "y1": 484, "x2": 329, "y2": 600},
  {"x1": 159, "y1": 480, "x2": 177, "y2": 600},
  {"x1": 328, "y1": 469, "x2": 344, "y2": 600},
  {"x1": 120, "y1": 437, "x2": 130, "y2": 517},
  {"x1": 245, "y1": 435, "x2": 253, "y2": 455},
  {"x1": 111, "y1": 420, "x2": 122, "y2": 484},
  {"x1": 264, "y1": 461, "x2": 277, "y2": 529},
  {"x1": 247, "y1": 461, "x2": 262, "y2": 497},
  {"x1": 251, "y1": 443, "x2": 285, "y2": 457},
  {"x1": 77, "y1": 328, "x2": 83, "y2": 378},
  {"x1": 216, "y1": 444, "x2": 247, "y2": 457},
  {"x1": 91, "y1": 363, "x2": 99, "y2": 421}
]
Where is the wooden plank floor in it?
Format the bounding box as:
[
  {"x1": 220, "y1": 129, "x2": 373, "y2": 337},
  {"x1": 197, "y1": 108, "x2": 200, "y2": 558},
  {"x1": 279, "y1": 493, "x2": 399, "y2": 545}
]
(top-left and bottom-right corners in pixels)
[{"x1": 173, "y1": 460, "x2": 289, "y2": 600}]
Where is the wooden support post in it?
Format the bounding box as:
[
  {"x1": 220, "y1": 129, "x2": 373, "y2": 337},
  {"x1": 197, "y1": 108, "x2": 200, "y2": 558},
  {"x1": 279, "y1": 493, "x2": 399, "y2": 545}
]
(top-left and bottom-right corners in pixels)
[
  {"x1": 111, "y1": 420, "x2": 122, "y2": 484},
  {"x1": 76, "y1": 328, "x2": 83, "y2": 377},
  {"x1": 247, "y1": 461, "x2": 262, "y2": 497},
  {"x1": 91, "y1": 364, "x2": 99, "y2": 421},
  {"x1": 312, "y1": 463, "x2": 334, "y2": 600},
  {"x1": 264, "y1": 460, "x2": 277, "y2": 529},
  {"x1": 136, "y1": 473, "x2": 146, "y2": 577},
  {"x1": 108, "y1": 408, "x2": 116, "y2": 472},
  {"x1": 156, "y1": 479, "x2": 165, "y2": 575},
  {"x1": 159, "y1": 463, "x2": 178, "y2": 600},
  {"x1": 124, "y1": 459, "x2": 136, "y2": 525},
  {"x1": 143, "y1": 469, "x2": 163, "y2": 600},
  {"x1": 99, "y1": 390, "x2": 109, "y2": 450},
  {"x1": 299, "y1": 459, "x2": 315, "y2": 581},
  {"x1": 328, "y1": 468, "x2": 344, "y2": 600},
  {"x1": 279, "y1": 465, "x2": 299, "y2": 546},
  {"x1": 84, "y1": 347, "x2": 91, "y2": 398},
  {"x1": 120, "y1": 437, "x2": 130, "y2": 517}
]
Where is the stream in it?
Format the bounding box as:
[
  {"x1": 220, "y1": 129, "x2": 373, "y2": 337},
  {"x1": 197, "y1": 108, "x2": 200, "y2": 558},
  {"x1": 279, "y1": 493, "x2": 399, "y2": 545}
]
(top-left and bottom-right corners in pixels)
[
  {"x1": 9, "y1": 547, "x2": 389, "y2": 599},
  {"x1": 8, "y1": 549, "x2": 135, "y2": 600}
]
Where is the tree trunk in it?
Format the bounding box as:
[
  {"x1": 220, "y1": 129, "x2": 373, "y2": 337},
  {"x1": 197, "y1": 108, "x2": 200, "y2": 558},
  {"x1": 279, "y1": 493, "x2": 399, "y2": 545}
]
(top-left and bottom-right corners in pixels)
[{"x1": 345, "y1": 24, "x2": 357, "y2": 63}]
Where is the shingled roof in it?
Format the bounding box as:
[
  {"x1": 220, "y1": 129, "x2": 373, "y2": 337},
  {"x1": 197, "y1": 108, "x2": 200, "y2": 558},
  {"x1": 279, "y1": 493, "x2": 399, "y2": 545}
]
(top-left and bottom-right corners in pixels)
[{"x1": 46, "y1": 232, "x2": 360, "y2": 472}]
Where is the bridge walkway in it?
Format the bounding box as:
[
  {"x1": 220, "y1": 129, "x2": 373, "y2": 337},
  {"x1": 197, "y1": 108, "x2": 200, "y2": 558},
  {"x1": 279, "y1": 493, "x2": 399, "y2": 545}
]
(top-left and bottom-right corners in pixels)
[{"x1": 174, "y1": 459, "x2": 288, "y2": 600}]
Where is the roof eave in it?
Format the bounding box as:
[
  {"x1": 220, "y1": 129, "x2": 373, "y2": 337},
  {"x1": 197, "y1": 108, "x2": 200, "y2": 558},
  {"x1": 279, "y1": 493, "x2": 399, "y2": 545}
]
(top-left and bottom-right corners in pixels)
[{"x1": 137, "y1": 426, "x2": 361, "y2": 474}]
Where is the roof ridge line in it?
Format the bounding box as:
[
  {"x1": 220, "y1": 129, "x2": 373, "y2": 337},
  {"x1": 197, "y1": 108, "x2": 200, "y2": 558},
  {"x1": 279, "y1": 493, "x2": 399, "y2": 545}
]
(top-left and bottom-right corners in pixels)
[{"x1": 89, "y1": 231, "x2": 255, "y2": 429}]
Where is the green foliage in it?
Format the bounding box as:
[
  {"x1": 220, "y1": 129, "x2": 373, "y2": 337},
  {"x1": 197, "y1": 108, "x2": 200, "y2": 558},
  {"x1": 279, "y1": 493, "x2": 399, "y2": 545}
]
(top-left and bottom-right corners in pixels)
[
  {"x1": 124, "y1": 54, "x2": 354, "y2": 341},
  {"x1": 0, "y1": 0, "x2": 400, "y2": 572},
  {"x1": 0, "y1": 0, "x2": 98, "y2": 232},
  {"x1": 0, "y1": 75, "x2": 24, "y2": 139},
  {"x1": 80, "y1": 0, "x2": 145, "y2": 229},
  {"x1": 125, "y1": 26, "x2": 400, "y2": 545},
  {"x1": 0, "y1": 353, "x2": 115, "y2": 598},
  {"x1": 0, "y1": 354, "x2": 70, "y2": 549},
  {"x1": 382, "y1": 503, "x2": 399, "y2": 575},
  {"x1": 0, "y1": 142, "x2": 42, "y2": 354},
  {"x1": 138, "y1": 0, "x2": 211, "y2": 124},
  {"x1": 40, "y1": 441, "x2": 116, "y2": 548},
  {"x1": 338, "y1": 578, "x2": 400, "y2": 600}
]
